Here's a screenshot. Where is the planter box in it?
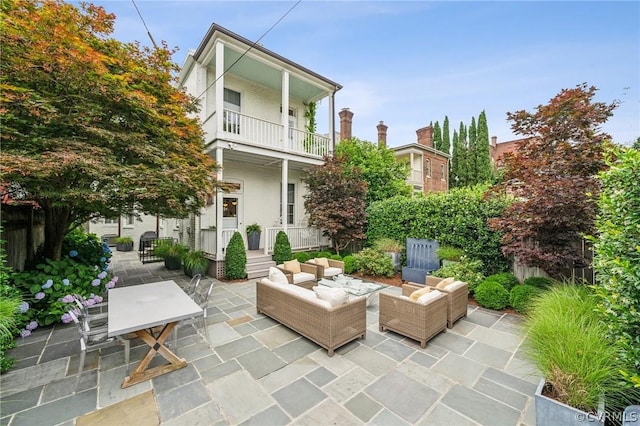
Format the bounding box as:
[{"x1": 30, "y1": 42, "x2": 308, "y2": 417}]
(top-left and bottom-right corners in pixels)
[
  {"x1": 164, "y1": 256, "x2": 182, "y2": 270},
  {"x1": 247, "y1": 232, "x2": 261, "y2": 250},
  {"x1": 535, "y1": 378, "x2": 604, "y2": 426},
  {"x1": 116, "y1": 242, "x2": 133, "y2": 252}
]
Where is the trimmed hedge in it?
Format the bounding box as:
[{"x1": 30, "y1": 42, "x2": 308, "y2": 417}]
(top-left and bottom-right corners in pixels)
[
  {"x1": 482, "y1": 273, "x2": 519, "y2": 292},
  {"x1": 224, "y1": 232, "x2": 247, "y2": 279},
  {"x1": 273, "y1": 231, "x2": 292, "y2": 264},
  {"x1": 474, "y1": 281, "x2": 510, "y2": 310}
]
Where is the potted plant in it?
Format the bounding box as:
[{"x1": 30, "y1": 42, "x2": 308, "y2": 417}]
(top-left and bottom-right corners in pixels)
[
  {"x1": 373, "y1": 238, "x2": 403, "y2": 272},
  {"x1": 436, "y1": 245, "x2": 464, "y2": 266},
  {"x1": 153, "y1": 240, "x2": 188, "y2": 270},
  {"x1": 525, "y1": 284, "x2": 634, "y2": 426},
  {"x1": 182, "y1": 249, "x2": 209, "y2": 278},
  {"x1": 246, "y1": 223, "x2": 262, "y2": 250},
  {"x1": 115, "y1": 236, "x2": 134, "y2": 252}
]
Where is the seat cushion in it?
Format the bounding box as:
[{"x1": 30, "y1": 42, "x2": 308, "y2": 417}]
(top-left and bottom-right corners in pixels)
[
  {"x1": 323, "y1": 267, "x2": 342, "y2": 277},
  {"x1": 292, "y1": 271, "x2": 316, "y2": 284},
  {"x1": 315, "y1": 257, "x2": 330, "y2": 267},
  {"x1": 409, "y1": 285, "x2": 432, "y2": 302},
  {"x1": 313, "y1": 286, "x2": 349, "y2": 307},
  {"x1": 436, "y1": 277, "x2": 456, "y2": 289},
  {"x1": 269, "y1": 267, "x2": 289, "y2": 285},
  {"x1": 417, "y1": 289, "x2": 442, "y2": 305},
  {"x1": 284, "y1": 259, "x2": 301, "y2": 274},
  {"x1": 444, "y1": 281, "x2": 465, "y2": 291}
]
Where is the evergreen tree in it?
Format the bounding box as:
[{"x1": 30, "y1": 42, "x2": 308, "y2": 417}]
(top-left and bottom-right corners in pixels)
[
  {"x1": 451, "y1": 130, "x2": 460, "y2": 187},
  {"x1": 433, "y1": 121, "x2": 442, "y2": 151},
  {"x1": 458, "y1": 122, "x2": 469, "y2": 186},
  {"x1": 476, "y1": 110, "x2": 492, "y2": 183},
  {"x1": 468, "y1": 117, "x2": 478, "y2": 184},
  {"x1": 442, "y1": 116, "x2": 451, "y2": 155}
]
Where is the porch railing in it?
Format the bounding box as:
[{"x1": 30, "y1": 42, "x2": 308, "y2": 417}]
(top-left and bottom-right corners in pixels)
[
  {"x1": 200, "y1": 228, "x2": 238, "y2": 256},
  {"x1": 263, "y1": 226, "x2": 330, "y2": 255},
  {"x1": 202, "y1": 109, "x2": 331, "y2": 158}
]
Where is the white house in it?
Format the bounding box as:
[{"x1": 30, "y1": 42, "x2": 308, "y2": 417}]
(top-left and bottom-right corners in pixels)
[{"x1": 87, "y1": 23, "x2": 343, "y2": 265}]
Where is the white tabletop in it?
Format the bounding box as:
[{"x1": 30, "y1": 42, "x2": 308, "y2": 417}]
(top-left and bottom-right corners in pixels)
[{"x1": 108, "y1": 280, "x2": 203, "y2": 337}]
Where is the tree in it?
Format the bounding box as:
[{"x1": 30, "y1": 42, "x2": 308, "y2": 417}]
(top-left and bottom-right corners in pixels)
[
  {"x1": 442, "y1": 116, "x2": 451, "y2": 155},
  {"x1": 476, "y1": 110, "x2": 492, "y2": 183},
  {"x1": 467, "y1": 117, "x2": 478, "y2": 184},
  {"x1": 303, "y1": 154, "x2": 367, "y2": 254},
  {"x1": 0, "y1": 0, "x2": 218, "y2": 260},
  {"x1": 489, "y1": 83, "x2": 617, "y2": 278},
  {"x1": 457, "y1": 122, "x2": 469, "y2": 186},
  {"x1": 432, "y1": 121, "x2": 442, "y2": 152},
  {"x1": 450, "y1": 130, "x2": 460, "y2": 187},
  {"x1": 335, "y1": 138, "x2": 410, "y2": 206}
]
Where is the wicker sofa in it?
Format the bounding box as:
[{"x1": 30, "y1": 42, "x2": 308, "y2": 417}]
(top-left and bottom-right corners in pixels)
[
  {"x1": 405, "y1": 276, "x2": 469, "y2": 328},
  {"x1": 379, "y1": 284, "x2": 447, "y2": 348},
  {"x1": 256, "y1": 278, "x2": 366, "y2": 356}
]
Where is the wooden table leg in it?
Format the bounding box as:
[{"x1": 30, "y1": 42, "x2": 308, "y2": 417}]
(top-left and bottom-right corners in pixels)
[{"x1": 121, "y1": 322, "x2": 187, "y2": 388}]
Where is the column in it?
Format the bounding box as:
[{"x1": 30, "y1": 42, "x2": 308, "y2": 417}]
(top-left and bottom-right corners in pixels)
[
  {"x1": 215, "y1": 147, "x2": 224, "y2": 259},
  {"x1": 281, "y1": 70, "x2": 289, "y2": 151},
  {"x1": 215, "y1": 40, "x2": 225, "y2": 137}
]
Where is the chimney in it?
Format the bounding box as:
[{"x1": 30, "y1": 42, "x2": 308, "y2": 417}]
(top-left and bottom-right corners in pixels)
[
  {"x1": 377, "y1": 121, "x2": 388, "y2": 148},
  {"x1": 339, "y1": 108, "x2": 353, "y2": 141},
  {"x1": 491, "y1": 136, "x2": 497, "y2": 147},
  {"x1": 416, "y1": 126, "x2": 434, "y2": 147}
]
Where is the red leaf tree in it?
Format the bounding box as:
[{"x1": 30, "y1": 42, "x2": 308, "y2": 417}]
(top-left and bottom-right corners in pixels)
[
  {"x1": 1, "y1": 0, "x2": 218, "y2": 260},
  {"x1": 489, "y1": 83, "x2": 618, "y2": 278},
  {"x1": 303, "y1": 154, "x2": 368, "y2": 254}
]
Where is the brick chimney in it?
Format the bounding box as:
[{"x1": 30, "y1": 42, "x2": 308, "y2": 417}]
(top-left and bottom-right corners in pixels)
[
  {"x1": 339, "y1": 108, "x2": 354, "y2": 141},
  {"x1": 491, "y1": 136, "x2": 497, "y2": 147},
  {"x1": 377, "y1": 121, "x2": 388, "y2": 148},
  {"x1": 416, "y1": 126, "x2": 434, "y2": 147}
]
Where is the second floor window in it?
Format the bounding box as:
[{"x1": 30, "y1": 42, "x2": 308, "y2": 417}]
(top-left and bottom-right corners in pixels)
[
  {"x1": 425, "y1": 159, "x2": 431, "y2": 178},
  {"x1": 440, "y1": 164, "x2": 446, "y2": 181},
  {"x1": 223, "y1": 88, "x2": 241, "y2": 134}
]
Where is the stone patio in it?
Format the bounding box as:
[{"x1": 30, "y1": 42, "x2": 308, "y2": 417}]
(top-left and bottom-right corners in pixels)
[{"x1": 1, "y1": 250, "x2": 540, "y2": 425}]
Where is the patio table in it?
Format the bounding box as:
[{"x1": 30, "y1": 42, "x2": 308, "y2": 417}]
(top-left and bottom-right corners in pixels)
[{"x1": 108, "y1": 280, "x2": 202, "y2": 388}]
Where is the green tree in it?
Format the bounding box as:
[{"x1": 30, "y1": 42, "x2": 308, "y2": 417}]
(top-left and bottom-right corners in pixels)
[
  {"x1": 303, "y1": 154, "x2": 367, "y2": 254},
  {"x1": 433, "y1": 121, "x2": 442, "y2": 151},
  {"x1": 476, "y1": 110, "x2": 492, "y2": 183},
  {"x1": 0, "y1": 0, "x2": 218, "y2": 260},
  {"x1": 225, "y1": 232, "x2": 247, "y2": 279},
  {"x1": 489, "y1": 83, "x2": 617, "y2": 277},
  {"x1": 467, "y1": 117, "x2": 478, "y2": 184},
  {"x1": 450, "y1": 130, "x2": 460, "y2": 187},
  {"x1": 442, "y1": 116, "x2": 451, "y2": 155},
  {"x1": 457, "y1": 122, "x2": 469, "y2": 186},
  {"x1": 632, "y1": 137, "x2": 640, "y2": 150},
  {"x1": 335, "y1": 138, "x2": 410, "y2": 206}
]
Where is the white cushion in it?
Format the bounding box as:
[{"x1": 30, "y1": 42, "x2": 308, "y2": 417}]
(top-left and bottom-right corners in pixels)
[
  {"x1": 313, "y1": 286, "x2": 349, "y2": 307},
  {"x1": 323, "y1": 267, "x2": 342, "y2": 277},
  {"x1": 284, "y1": 284, "x2": 332, "y2": 309},
  {"x1": 268, "y1": 267, "x2": 289, "y2": 285},
  {"x1": 292, "y1": 271, "x2": 316, "y2": 284},
  {"x1": 417, "y1": 289, "x2": 442, "y2": 305},
  {"x1": 444, "y1": 281, "x2": 465, "y2": 291}
]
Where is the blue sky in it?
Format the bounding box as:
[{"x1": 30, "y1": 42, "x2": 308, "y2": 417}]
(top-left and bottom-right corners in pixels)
[{"x1": 85, "y1": 1, "x2": 639, "y2": 147}]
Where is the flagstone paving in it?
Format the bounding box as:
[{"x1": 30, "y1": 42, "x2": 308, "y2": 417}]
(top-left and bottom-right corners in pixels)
[{"x1": 1, "y1": 250, "x2": 540, "y2": 425}]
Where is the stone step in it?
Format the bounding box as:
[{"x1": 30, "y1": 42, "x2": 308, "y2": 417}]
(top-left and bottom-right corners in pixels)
[
  {"x1": 247, "y1": 269, "x2": 269, "y2": 280},
  {"x1": 246, "y1": 260, "x2": 276, "y2": 273}
]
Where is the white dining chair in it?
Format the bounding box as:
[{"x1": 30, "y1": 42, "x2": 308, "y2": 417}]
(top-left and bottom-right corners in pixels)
[{"x1": 173, "y1": 279, "x2": 214, "y2": 352}]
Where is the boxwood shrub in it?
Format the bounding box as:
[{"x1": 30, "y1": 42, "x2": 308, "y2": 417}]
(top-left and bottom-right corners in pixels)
[
  {"x1": 273, "y1": 231, "x2": 292, "y2": 264},
  {"x1": 474, "y1": 281, "x2": 509, "y2": 310},
  {"x1": 353, "y1": 248, "x2": 393, "y2": 277},
  {"x1": 224, "y1": 232, "x2": 246, "y2": 279},
  {"x1": 482, "y1": 273, "x2": 519, "y2": 292},
  {"x1": 342, "y1": 255, "x2": 356, "y2": 274},
  {"x1": 509, "y1": 284, "x2": 542, "y2": 314}
]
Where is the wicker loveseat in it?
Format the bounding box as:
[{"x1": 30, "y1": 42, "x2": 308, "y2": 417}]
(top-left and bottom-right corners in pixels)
[
  {"x1": 306, "y1": 258, "x2": 344, "y2": 278},
  {"x1": 379, "y1": 284, "x2": 447, "y2": 348},
  {"x1": 276, "y1": 260, "x2": 318, "y2": 284},
  {"x1": 256, "y1": 278, "x2": 366, "y2": 356},
  {"x1": 405, "y1": 276, "x2": 469, "y2": 328}
]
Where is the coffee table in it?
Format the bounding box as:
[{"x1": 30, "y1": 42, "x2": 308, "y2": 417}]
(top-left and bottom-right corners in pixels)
[{"x1": 317, "y1": 275, "x2": 388, "y2": 305}]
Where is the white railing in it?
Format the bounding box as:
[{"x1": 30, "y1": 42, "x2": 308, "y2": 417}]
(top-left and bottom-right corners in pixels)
[
  {"x1": 263, "y1": 226, "x2": 330, "y2": 255},
  {"x1": 289, "y1": 128, "x2": 331, "y2": 157},
  {"x1": 199, "y1": 228, "x2": 238, "y2": 256}
]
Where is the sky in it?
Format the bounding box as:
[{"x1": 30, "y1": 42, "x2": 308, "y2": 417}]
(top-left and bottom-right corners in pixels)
[{"x1": 83, "y1": 0, "x2": 639, "y2": 148}]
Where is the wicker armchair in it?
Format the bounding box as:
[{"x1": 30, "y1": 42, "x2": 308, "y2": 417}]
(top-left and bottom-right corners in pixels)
[
  {"x1": 276, "y1": 260, "x2": 317, "y2": 285},
  {"x1": 378, "y1": 285, "x2": 447, "y2": 348},
  {"x1": 306, "y1": 258, "x2": 344, "y2": 278},
  {"x1": 405, "y1": 276, "x2": 469, "y2": 328}
]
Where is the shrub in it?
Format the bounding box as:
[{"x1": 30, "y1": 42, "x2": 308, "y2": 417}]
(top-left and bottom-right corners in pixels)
[
  {"x1": 523, "y1": 276, "x2": 555, "y2": 289},
  {"x1": 433, "y1": 256, "x2": 485, "y2": 294},
  {"x1": 436, "y1": 245, "x2": 464, "y2": 261},
  {"x1": 342, "y1": 255, "x2": 356, "y2": 274},
  {"x1": 273, "y1": 231, "x2": 292, "y2": 264},
  {"x1": 474, "y1": 281, "x2": 509, "y2": 310},
  {"x1": 372, "y1": 238, "x2": 403, "y2": 253},
  {"x1": 224, "y1": 232, "x2": 246, "y2": 279},
  {"x1": 509, "y1": 285, "x2": 542, "y2": 314},
  {"x1": 482, "y1": 272, "x2": 519, "y2": 292},
  {"x1": 294, "y1": 252, "x2": 312, "y2": 263},
  {"x1": 316, "y1": 250, "x2": 333, "y2": 259},
  {"x1": 353, "y1": 248, "x2": 394, "y2": 277},
  {"x1": 525, "y1": 285, "x2": 636, "y2": 412},
  {"x1": 61, "y1": 228, "x2": 112, "y2": 271},
  {"x1": 0, "y1": 234, "x2": 19, "y2": 372},
  {"x1": 330, "y1": 254, "x2": 342, "y2": 261}
]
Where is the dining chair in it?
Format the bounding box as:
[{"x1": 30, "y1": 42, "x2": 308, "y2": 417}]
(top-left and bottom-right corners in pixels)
[
  {"x1": 183, "y1": 273, "x2": 201, "y2": 297},
  {"x1": 68, "y1": 310, "x2": 129, "y2": 393},
  {"x1": 73, "y1": 295, "x2": 108, "y2": 328},
  {"x1": 173, "y1": 279, "x2": 214, "y2": 352}
]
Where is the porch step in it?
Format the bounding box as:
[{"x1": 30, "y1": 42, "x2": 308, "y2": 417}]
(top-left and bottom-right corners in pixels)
[{"x1": 246, "y1": 252, "x2": 276, "y2": 279}]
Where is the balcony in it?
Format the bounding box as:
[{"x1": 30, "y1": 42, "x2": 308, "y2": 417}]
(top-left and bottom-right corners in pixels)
[{"x1": 202, "y1": 110, "x2": 331, "y2": 159}]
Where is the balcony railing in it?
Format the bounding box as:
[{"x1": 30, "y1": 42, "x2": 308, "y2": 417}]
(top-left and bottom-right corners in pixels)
[
  {"x1": 202, "y1": 110, "x2": 331, "y2": 159},
  {"x1": 200, "y1": 228, "x2": 237, "y2": 256},
  {"x1": 264, "y1": 226, "x2": 330, "y2": 255}
]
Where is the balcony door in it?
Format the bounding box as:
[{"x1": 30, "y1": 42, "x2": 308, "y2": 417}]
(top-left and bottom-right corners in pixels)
[{"x1": 223, "y1": 88, "x2": 241, "y2": 134}]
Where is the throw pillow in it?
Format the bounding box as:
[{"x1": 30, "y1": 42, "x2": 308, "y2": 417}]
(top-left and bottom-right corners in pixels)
[
  {"x1": 268, "y1": 266, "x2": 289, "y2": 285},
  {"x1": 313, "y1": 286, "x2": 349, "y2": 307},
  {"x1": 315, "y1": 257, "x2": 330, "y2": 268},
  {"x1": 417, "y1": 289, "x2": 442, "y2": 305},
  {"x1": 409, "y1": 285, "x2": 432, "y2": 302},
  {"x1": 283, "y1": 259, "x2": 301, "y2": 274},
  {"x1": 436, "y1": 277, "x2": 456, "y2": 289},
  {"x1": 444, "y1": 281, "x2": 465, "y2": 291}
]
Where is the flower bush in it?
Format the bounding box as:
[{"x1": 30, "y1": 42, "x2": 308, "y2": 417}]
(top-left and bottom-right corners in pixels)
[{"x1": 61, "y1": 229, "x2": 112, "y2": 271}]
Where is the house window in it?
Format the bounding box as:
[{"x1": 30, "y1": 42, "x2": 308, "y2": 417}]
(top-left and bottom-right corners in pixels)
[
  {"x1": 223, "y1": 88, "x2": 241, "y2": 134},
  {"x1": 125, "y1": 214, "x2": 135, "y2": 226},
  {"x1": 104, "y1": 217, "x2": 118, "y2": 224},
  {"x1": 279, "y1": 183, "x2": 295, "y2": 225},
  {"x1": 425, "y1": 159, "x2": 431, "y2": 178},
  {"x1": 223, "y1": 197, "x2": 237, "y2": 218},
  {"x1": 440, "y1": 164, "x2": 446, "y2": 181},
  {"x1": 288, "y1": 108, "x2": 296, "y2": 144}
]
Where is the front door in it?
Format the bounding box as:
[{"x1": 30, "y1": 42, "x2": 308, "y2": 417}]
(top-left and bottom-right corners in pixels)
[{"x1": 222, "y1": 196, "x2": 239, "y2": 230}]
